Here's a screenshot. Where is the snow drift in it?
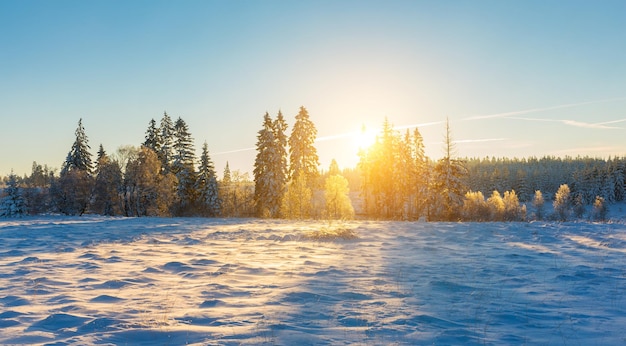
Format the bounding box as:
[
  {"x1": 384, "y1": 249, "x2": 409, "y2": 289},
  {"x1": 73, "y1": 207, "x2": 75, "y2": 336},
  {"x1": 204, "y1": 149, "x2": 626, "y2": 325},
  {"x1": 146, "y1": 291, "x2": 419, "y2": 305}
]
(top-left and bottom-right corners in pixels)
[{"x1": 0, "y1": 217, "x2": 625, "y2": 344}]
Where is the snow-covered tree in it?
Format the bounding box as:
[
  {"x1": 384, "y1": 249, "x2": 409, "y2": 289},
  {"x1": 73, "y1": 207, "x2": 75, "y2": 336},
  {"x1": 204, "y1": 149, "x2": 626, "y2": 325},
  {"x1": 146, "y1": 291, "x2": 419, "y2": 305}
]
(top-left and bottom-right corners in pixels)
[
  {"x1": 123, "y1": 147, "x2": 176, "y2": 216},
  {"x1": 170, "y1": 117, "x2": 196, "y2": 215},
  {"x1": 532, "y1": 190, "x2": 545, "y2": 220},
  {"x1": 0, "y1": 172, "x2": 26, "y2": 217},
  {"x1": 288, "y1": 106, "x2": 319, "y2": 187},
  {"x1": 592, "y1": 196, "x2": 608, "y2": 222},
  {"x1": 51, "y1": 169, "x2": 93, "y2": 216},
  {"x1": 462, "y1": 191, "x2": 489, "y2": 221},
  {"x1": 253, "y1": 112, "x2": 287, "y2": 218},
  {"x1": 54, "y1": 119, "x2": 94, "y2": 215},
  {"x1": 143, "y1": 118, "x2": 160, "y2": 152},
  {"x1": 487, "y1": 190, "x2": 505, "y2": 221},
  {"x1": 281, "y1": 171, "x2": 312, "y2": 219},
  {"x1": 553, "y1": 184, "x2": 572, "y2": 221},
  {"x1": 431, "y1": 118, "x2": 467, "y2": 220},
  {"x1": 324, "y1": 161, "x2": 354, "y2": 220},
  {"x1": 157, "y1": 112, "x2": 175, "y2": 173},
  {"x1": 503, "y1": 190, "x2": 526, "y2": 221},
  {"x1": 274, "y1": 111, "x2": 289, "y2": 205},
  {"x1": 92, "y1": 146, "x2": 123, "y2": 216},
  {"x1": 196, "y1": 142, "x2": 220, "y2": 216},
  {"x1": 61, "y1": 118, "x2": 93, "y2": 175}
]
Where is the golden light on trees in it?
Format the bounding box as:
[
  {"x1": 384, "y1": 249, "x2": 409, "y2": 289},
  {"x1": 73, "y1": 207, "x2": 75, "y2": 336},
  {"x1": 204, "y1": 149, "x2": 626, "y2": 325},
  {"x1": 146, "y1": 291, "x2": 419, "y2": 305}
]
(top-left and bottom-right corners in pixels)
[{"x1": 353, "y1": 124, "x2": 377, "y2": 152}]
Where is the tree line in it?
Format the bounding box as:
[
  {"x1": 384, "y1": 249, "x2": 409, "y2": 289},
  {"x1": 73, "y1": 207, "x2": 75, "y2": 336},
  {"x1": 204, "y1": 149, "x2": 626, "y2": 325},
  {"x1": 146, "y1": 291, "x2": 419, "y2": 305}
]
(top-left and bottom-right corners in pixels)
[
  {"x1": 0, "y1": 108, "x2": 354, "y2": 220},
  {"x1": 1, "y1": 111, "x2": 622, "y2": 222}
]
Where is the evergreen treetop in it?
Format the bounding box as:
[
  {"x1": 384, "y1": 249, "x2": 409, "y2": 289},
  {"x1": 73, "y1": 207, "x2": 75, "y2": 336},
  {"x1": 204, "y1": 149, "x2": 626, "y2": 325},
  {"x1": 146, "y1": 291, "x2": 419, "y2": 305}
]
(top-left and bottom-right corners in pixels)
[{"x1": 61, "y1": 118, "x2": 93, "y2": 175}]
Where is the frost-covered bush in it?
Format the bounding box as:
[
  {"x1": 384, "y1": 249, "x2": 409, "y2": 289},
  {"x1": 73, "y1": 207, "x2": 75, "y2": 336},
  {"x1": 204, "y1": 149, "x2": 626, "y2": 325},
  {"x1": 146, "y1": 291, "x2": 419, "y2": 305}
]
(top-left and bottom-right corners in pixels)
[
  {"x1": 487, "y1": 191, "x2": 505, "y2": 221},
  {"x1": 503, "y1": 190, "x2": 526, "y2": 221},
  {"x1": 532, "y1": 190, "x2": 545, "y2": 220},
  {"x1": 462, "y1": 191, "x2": 490, "y2": 221},
  {"x1": 553, "y1": 184, "x2": 572, "y2": 221},
  {"x1": 591, "y1": 196, "x2": 608, "y2": 222}
]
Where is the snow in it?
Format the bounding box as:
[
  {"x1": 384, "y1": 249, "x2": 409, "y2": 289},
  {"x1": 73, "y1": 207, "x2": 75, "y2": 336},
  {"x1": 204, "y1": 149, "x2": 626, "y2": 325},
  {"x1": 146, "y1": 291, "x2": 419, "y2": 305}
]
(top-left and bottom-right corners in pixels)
[{"x1": 0, "y1": 216, "x2": 625, "y2": 345}]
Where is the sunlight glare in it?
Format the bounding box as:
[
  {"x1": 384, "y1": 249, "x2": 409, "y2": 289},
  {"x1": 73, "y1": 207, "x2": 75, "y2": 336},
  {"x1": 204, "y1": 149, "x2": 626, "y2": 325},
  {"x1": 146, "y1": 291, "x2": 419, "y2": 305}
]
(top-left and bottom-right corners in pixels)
[{"x1": 353, "y1": 125, "x2": 377, "y2": 151}]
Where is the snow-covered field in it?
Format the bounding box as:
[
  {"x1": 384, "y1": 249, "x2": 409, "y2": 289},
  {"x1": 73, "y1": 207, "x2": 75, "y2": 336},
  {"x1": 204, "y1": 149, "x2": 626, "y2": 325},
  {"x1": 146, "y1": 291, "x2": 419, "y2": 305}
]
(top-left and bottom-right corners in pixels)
[{"x1": 0, "y1": 217, "x2": 625, "y2": 345}]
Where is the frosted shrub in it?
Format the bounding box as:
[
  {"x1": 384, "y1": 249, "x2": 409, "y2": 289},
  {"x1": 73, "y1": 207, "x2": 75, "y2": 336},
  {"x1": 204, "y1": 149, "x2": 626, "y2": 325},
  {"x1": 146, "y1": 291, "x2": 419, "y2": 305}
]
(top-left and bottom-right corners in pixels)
[
  {"x1": 487, "y1": 191, "x2": 505, "y2": 221},
  {"x1": 503, "y1": 190, "x2": 526, "y2": 221},
  {"x1": 532, "y1": 190, "x2": 545, "y2": 220},
  {"x1": 462, "y1": 191, "x2": 489, "y2": 221},
  {"x1": 592, "y1": 196, "x2": 608, "y2": 222},
  {"x1": 553, "y1": 184, "x2": 572, "y2": 221}
]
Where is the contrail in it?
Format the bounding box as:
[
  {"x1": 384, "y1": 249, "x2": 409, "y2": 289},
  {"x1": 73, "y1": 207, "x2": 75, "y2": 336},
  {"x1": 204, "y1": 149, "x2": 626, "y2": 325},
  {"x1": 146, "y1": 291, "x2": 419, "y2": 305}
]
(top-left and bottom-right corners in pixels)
[
  {"x1": 453, "y1": 138, "x2": 508, "y2": 144},
  {"x1": 506, "y1": 116, "x2": 623, "y2": 130},
  {"x1": 464, "y1": 97, "x2": 626, "y2": 121},
  {"x1": 213, "y1": 147, "x2": 255, "y2": 155}
]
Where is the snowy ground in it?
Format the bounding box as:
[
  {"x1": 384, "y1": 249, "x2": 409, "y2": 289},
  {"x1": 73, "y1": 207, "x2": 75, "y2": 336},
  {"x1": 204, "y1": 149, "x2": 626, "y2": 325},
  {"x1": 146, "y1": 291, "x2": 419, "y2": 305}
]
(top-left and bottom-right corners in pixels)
[{"x1": 0, "y1": 217, "x2": 625, "y2": 345}]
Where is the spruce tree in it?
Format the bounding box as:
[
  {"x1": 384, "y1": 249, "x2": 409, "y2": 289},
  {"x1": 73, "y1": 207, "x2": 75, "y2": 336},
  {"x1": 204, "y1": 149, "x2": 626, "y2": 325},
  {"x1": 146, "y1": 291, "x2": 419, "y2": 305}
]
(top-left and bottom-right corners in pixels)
[
  {"x1": 254, "y1": 112, "x2": 280, "y2": 217},
  {"x1": 92, "y1": 147, "x2": 123, "y2": 216},
  {"x1": 274, "y1": 111, "x2": 289, "y2": 205},
  {"x1": 196, "y1": 142, "x2": 220, "y2": 216},
  {"x1": 61, "y1": 118, "x2": 93, "y2": 175},
  {"x1": 172, "y1": 117, "x2": 196, "y2": 214},
  {"x1": 144, "y1": 118, "x2": 160, "y2": 152},
  {"x1": 55, "y1": 118, "x2": 94, "y2": 215},
  {"x1": 158, "y1": 112, "x2": 175, "y2": 173},
  {"x1": 0, "y1": 172, "x2": 26, "y2": 217},
  {"x1": 432, "y1": 118, "x2": 467, "y2": 220},
  {"x1": 288, "y1": 106, "x2": 319, "y2": 187}
]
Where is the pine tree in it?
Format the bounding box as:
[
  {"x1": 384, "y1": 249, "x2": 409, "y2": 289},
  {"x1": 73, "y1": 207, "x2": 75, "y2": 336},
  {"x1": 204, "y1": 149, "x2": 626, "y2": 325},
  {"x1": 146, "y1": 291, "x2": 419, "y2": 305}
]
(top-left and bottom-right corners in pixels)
[
  {"x1": 289, "y1": 106, "x2": 319, "y2": 187},
  {"x1": 92, "y1": 147, "x2": 123, "y2": 216},
  {"x1": 274, "y1": 111, "x2": 289, "y2": 205},
  {"x1": 61, "y1": 118, "x2": 93, "y2": 175},
  {"x1": 172, "y1": 117, "x2": 196, "y2": 215},
  {"x1": 432, "y1": 118, "x2": 467, "y2": 220},
  {"x1": 358, "y1": 118, "x2": 401, "y2": 218},
  {"x1": 158, "y1": 112, "x2": 175, "y2": 173},
  {"x1": 143, "y1": 118, "x2": 160, "y2": 152},
  {"x1": 0, "y1": 172, "x2": 26, "y2": 217},
  {"x1": 253, "y1": 112, "x2": 286, "y2": 218},
  {"x1": 196, "y1": 142, "x2": 220, "y2": 216},
  {"x1": 54, "y1": 118, "x2": 94, "y2": 215}
]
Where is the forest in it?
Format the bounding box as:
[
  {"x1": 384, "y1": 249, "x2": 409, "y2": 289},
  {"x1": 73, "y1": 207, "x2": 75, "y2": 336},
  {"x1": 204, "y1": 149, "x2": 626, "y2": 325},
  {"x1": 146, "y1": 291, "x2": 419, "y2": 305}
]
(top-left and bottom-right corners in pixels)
[{"x1": 0, "y1": 107, "x2": 622, "y2": 222}]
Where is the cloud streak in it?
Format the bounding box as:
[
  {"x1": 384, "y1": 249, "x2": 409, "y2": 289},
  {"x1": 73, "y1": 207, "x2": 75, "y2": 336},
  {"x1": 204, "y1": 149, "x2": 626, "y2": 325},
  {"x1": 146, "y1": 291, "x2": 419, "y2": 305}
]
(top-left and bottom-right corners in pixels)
[
  {"x1": 464, "y1": 97, "x2": 626, "y2": 121},
  {"x1": 506, "y1": 116, "x2": 624, "y2": 130},
  {"x1": 453, "y1": 138, "x2": 508, "y2": 144}
]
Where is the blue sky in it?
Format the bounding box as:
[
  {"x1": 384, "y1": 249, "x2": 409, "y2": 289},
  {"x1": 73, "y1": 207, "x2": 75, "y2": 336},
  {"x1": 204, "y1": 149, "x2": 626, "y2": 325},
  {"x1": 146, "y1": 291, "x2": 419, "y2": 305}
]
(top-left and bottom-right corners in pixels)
[{"x1": 1, "y1": 0, "x2": 625, "y2": 177}]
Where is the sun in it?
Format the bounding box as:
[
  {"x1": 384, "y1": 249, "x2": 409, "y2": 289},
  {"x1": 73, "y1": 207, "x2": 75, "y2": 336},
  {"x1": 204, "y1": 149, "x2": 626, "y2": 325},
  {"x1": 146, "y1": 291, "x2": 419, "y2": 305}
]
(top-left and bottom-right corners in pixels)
[{"x1": 352, "y1": 125, "x2": 377, "y2": 151}]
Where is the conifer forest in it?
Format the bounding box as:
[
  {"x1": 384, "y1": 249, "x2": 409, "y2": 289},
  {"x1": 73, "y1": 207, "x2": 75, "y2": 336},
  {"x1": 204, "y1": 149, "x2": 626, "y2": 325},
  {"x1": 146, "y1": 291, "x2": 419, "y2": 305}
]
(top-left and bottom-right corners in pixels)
[{"x1": 1, "y1": 107, "x2": 623, "y2": 222}]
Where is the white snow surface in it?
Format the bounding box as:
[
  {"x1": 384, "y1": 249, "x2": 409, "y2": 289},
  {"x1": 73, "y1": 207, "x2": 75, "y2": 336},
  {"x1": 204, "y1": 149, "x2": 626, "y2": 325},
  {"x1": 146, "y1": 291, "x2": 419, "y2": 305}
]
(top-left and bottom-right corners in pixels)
[{"x1": 0, "y1": 216, "x2": 625, "y2": 345}]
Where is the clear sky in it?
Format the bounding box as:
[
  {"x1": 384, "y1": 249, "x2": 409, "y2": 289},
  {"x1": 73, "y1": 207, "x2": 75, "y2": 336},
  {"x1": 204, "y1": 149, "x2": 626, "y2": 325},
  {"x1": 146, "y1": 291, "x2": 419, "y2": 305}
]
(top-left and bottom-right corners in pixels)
[{"x1": 2, "y1": 0, "x2": 626, "y2": 177}]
